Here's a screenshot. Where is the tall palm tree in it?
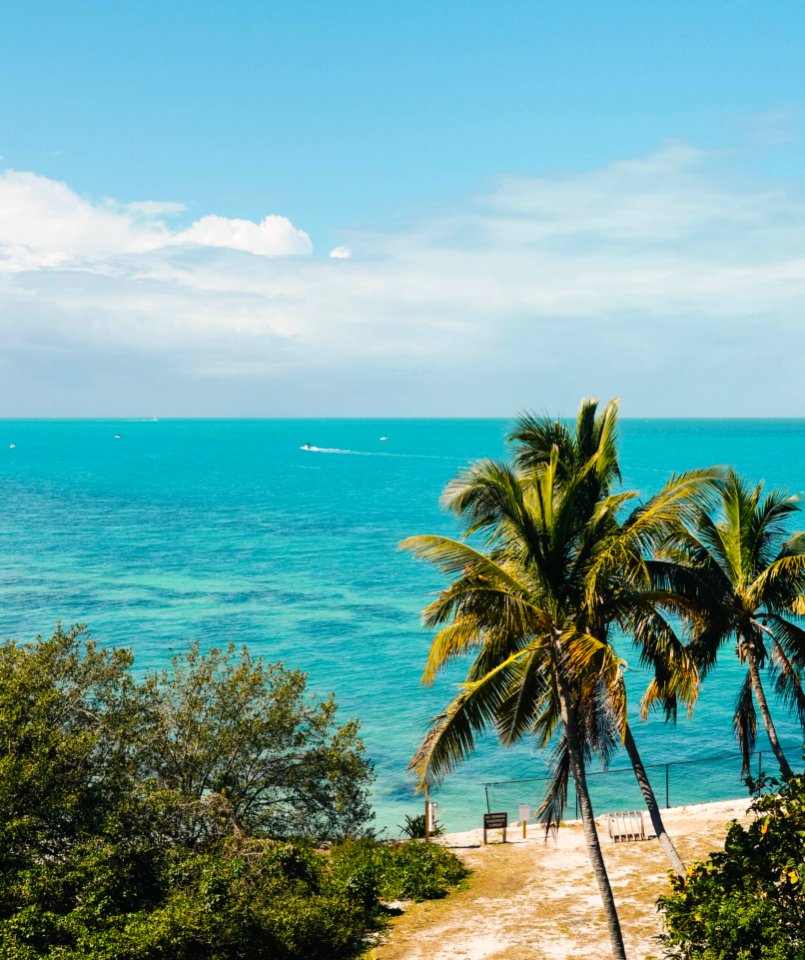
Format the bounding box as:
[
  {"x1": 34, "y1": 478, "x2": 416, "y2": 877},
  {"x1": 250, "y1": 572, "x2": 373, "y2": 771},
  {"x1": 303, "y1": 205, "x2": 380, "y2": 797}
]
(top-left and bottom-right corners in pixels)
[
  {"x1": 653, "y1": 469, "x2": 805, "y2": 779},
  {"x1": 507, "y1": 401, "x2": 698, "y2": 876},
  {"x1": 402, "y1": 400, "x2": 711, "y2": 959}
]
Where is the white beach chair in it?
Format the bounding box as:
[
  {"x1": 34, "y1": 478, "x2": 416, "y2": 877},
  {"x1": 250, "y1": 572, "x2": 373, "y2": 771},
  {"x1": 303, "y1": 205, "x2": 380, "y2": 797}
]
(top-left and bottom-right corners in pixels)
[{"x1": 607, "y1": 810, "x2": 647, "y2": 842}]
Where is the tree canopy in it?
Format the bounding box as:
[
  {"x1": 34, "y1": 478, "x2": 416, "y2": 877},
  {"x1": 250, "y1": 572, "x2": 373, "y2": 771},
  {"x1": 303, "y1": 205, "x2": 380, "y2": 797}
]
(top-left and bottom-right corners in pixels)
[{"x1": 0, "y1": 625, "x2": 388, "y2": 959}]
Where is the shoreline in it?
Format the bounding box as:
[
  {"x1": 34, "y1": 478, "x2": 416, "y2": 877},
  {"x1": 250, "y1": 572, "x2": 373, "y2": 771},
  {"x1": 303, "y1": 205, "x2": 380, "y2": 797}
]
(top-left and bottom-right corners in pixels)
[{"x1": 434, "y1": 794, "x2": 754, "y2": 850}]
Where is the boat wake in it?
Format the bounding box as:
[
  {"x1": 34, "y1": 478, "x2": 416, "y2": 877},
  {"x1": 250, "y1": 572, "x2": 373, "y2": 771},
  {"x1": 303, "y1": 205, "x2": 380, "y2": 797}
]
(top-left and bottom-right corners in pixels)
[{"x1": 300, "y1": 445, "x2": 452, "y2": 461}]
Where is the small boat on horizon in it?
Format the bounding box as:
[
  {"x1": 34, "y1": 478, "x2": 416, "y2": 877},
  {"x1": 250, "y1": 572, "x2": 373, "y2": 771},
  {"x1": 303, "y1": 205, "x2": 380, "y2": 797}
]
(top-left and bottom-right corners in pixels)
[
  {"x1": 379, "y1": 435, "x2": 388, "y2": 441},
  {"x1": 8, "y1": 443, "x2": 15, "y2": 449},
  {"x1": 114, "y1": 434, "x2": 122, "y2": 440}
]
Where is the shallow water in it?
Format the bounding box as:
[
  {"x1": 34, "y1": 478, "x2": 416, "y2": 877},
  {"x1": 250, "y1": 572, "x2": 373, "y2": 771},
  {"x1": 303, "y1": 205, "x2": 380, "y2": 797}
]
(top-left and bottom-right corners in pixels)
[{"x1": 0, "y1": 418, "x2": 803, "y2": 831}]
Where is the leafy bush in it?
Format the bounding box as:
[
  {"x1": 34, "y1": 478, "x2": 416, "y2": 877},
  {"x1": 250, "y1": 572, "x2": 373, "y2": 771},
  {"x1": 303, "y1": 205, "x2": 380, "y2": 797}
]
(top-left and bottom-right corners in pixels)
[
  {"x1": 659, "y1": 772, "x2": 805, "y2": 960},
  {"x1": 329, "y1": 838, "x2": 468, "y2": 903},
  {"x1": 382, "y1": 840, "x2": 468, "y2": 900},
  {"x1": 0, "y1": 839, "x2": 367, "y2": 960}
]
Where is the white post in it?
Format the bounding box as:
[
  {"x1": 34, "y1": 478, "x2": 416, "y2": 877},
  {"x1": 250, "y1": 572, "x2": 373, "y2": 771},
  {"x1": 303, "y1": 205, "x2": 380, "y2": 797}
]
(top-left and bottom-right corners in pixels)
[{"x1": 519, "y1": 804, "x2": 530, "y2": 840}]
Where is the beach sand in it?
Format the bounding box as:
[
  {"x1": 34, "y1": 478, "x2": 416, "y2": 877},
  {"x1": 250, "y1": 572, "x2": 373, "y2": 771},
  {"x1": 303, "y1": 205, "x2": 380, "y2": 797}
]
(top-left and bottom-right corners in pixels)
[{"x1": 367, "y1": 797, "x2": 753, "y2": 960}]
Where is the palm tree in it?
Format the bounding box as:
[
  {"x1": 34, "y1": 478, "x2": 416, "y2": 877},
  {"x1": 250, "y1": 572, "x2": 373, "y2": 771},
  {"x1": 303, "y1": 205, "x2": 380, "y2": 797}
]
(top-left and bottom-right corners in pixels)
[
  {"x1": 507, "y1": 402, "x2": 698, "y2": 876},
  {"x1": 653, "y1": 469, "x2": 805, "y2": 779},
  {"x1": 402, "y1": 399, "x2": 711, "y2": 959}
]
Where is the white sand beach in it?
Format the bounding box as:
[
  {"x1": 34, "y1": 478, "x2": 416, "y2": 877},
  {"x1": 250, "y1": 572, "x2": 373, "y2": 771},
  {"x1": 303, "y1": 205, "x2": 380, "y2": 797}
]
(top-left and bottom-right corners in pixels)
[{"x1": 370, "y1": 797, "x2": 754, "y2": 960}]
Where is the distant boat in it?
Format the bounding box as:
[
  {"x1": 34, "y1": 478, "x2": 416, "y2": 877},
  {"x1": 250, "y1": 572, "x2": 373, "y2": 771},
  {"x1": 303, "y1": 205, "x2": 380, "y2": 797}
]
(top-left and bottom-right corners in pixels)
[
  {"x1": 8, "y1": 443, "x2": 15, "y2": 449},
  {"x1": 379, "y1": 435, "x2": 388, "y2": 441},
  {"x1": 114, "y1": 434, "x2": 122, "y2": 440},
  {"x1": 301, "y1": 443, "x2": 313, "y2": 450}
]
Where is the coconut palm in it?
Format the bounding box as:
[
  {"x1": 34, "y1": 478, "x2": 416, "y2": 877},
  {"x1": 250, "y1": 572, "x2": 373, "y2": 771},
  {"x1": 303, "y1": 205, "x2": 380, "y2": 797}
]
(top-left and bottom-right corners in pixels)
[
  {"x1": 653, "y1": 469, "x2": 805, "y2": 779},
  {"x1": 508, "y1": 400, "x2": 701, "y2": 874},
  {"x1": 402, "y1": 400, "x2": 711, "y2": 959}
]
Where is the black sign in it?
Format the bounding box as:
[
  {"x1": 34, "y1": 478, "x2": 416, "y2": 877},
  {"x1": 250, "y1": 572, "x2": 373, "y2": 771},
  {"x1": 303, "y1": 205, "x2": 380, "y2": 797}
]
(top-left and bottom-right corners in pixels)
[{"x1": 484, "y1": 812, "x2": 508, "y2": 830}]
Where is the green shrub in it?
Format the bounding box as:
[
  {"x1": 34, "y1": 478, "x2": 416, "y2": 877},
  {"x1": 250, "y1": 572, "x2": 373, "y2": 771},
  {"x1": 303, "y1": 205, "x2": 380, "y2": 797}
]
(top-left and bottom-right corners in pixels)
[
  {"x1": 658, "y1": 772, "x2": 805, "y2": 960},
  {"x1": 382, "y1": 841, "x2": 468, "y2": 901},
  {"x1": 329, "y1": 838, "x2": 468, "y2": 904}
]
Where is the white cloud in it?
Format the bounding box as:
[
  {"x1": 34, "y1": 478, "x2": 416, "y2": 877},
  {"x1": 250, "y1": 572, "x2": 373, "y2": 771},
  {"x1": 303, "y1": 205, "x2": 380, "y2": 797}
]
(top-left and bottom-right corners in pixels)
[
  {"x1": 329, "y1": 245, "x2": 352, "y2": 259},
  {"x1": 0, "y1": 170, "x2": 169, "y2": 269},
  {"x1": 175, "y1": 214, "x2": 312, "y2": 256},
  {"x1": 5, "y1": 142, "x2": 805, "y2": 415},
  {"x1": 0, "y1": 170, "x2": 312, "y2": 271}
]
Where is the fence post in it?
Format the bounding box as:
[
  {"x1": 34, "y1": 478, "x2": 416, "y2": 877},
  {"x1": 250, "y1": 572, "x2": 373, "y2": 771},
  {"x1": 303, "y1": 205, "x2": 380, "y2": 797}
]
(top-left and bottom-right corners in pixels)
[
  {"x1": 665, "y1": 763, "x2": 669, "y2": 808},
  {"x1": 484, "y1": 784, "x2": 490, "y2": 813}
]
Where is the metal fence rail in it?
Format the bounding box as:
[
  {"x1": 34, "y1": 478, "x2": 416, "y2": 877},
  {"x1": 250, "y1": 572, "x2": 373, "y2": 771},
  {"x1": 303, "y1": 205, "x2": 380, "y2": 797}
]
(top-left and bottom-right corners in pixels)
[{"x1": 482, "y1": 741, "x2": 803, "y2": 823}]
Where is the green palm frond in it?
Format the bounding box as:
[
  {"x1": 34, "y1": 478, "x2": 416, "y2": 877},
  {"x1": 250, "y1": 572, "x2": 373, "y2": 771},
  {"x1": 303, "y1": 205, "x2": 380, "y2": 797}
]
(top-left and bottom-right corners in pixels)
[
  {"x1": 768, "y1": 640, "x2": 805, "y2": 732},
  {"x1": 733, "y1": 670, "x2": 758, "y2": 776},
  {"x1": 761, "y1": 613, "x2": 805, "y2": 670},
  {"x1": 535, "y1": 736, "x2": 571, "y2": 829},
  {"x1": 400, "y1": 535, "x2": 527, "y2": 595},
  {"x1": 420, "y1": 618, "x2": 483, "y2": 684},
  {"x1": 495, "y1": 645, "x2": 551, "y2": 746},
  {"x1": 748, "y1": 554, "x2": 805, "y2": 610},
  {"x1": 749, "y1": 489, "x2": 800, "y2": 566},
  {"x1": 409, "y1": 648, "x2": 533, "y2": 788}
]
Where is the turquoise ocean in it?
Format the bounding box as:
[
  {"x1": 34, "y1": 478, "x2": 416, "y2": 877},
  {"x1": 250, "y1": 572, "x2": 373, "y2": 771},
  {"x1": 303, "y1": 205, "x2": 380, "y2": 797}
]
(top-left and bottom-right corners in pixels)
[{"x1": 0, "y1": 418, "x2": 803, "y2": 831}]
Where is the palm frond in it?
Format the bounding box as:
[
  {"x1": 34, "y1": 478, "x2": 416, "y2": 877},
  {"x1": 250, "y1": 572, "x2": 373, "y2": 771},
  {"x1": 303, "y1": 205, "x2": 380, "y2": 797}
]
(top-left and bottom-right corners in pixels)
[
  {"x1": 733, "y1": 670, "x2": 757, "y2": 776},
  {"x1": 748, "y1": 554, "x2": 805, "y2": 611},
  {"x1": 495, "y1": 645, "x2": 551, "y2": 746},
  {"x1": 400, "y1": 535, "x2": 527, "y2": 595},
  {"x1": 769, "y1": 639, "x2": 805, "y2": 733},
  {"x1": 409, "y1": 648, "x2": 533, "y2": 787},
  {"x1": 535, "y1": 736, "x2": 572, "y2": 830}
]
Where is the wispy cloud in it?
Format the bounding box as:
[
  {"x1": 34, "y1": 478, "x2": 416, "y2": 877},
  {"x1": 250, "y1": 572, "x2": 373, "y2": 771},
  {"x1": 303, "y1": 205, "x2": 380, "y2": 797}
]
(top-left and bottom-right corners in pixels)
[{"x1": 3, "y1": 143, "x2": 805, "y2": 415}]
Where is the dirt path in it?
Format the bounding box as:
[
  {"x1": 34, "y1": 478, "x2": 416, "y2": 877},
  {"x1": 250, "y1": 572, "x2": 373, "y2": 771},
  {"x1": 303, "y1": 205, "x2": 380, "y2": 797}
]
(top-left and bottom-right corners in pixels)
[{"x1": 366, "y1": 798, "x2": 752, "y2": 960}]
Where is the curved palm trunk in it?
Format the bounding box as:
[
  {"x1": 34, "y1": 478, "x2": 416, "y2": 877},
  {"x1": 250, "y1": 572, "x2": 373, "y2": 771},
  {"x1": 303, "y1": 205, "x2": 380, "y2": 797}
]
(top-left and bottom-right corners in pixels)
[
  {"x1": 556, "y1": 677, "x2": 627, "y2": 960},
  {"x1": 746, "y1": 650, "x2": 794, "y2": 780},
  {"x1": 623, "y1": 724, "x2": 685, "y2": 877}
]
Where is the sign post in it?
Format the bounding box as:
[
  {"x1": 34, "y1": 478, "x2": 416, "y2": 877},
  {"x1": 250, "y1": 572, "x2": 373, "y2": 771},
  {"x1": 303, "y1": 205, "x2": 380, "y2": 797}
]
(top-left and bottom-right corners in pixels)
[
  {"x1": 424, "y1": 784, "x2": 430, "y2": 843},
  {"x1": 483, "y1": 811, "x2": 508, "y2": 845}
]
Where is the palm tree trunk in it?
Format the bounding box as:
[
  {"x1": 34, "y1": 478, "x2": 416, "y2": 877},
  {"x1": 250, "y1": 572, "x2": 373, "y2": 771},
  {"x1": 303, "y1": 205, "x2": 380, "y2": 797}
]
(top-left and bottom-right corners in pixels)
[
  {"x1": 623, "y1": 724, "x2": 685, "y2": 878},
  {"x1": 746, "y1": 650, "x2": 794, "y2": 779},
  {"x1": 556, "y1": 677, "x2": 627, "y2": 960}
]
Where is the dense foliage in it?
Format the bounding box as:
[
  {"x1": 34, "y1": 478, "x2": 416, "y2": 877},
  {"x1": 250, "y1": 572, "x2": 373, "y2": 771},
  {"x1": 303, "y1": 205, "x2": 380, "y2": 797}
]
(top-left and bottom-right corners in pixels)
[
  {"x1": 659, "y1": 772, "x2": 805, "y2": 960},
  {"x1": 329, "y1": 839, "x2": 467, "y2": 902},
  {"x1": 0, "y1": 626, "x2": 466, "y2": 959}
]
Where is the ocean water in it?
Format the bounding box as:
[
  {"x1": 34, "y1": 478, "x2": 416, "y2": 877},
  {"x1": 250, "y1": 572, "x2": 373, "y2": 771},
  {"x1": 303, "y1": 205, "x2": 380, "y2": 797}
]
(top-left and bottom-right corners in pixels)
[{"x1": 0, "y1": 418, "x2": 803, "y2": 832}]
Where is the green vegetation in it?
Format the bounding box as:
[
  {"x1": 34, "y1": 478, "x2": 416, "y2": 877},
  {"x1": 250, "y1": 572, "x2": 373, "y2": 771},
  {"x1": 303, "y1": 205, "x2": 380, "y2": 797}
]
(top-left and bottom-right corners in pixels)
[
  {"x1": 398, "y1": 813, "x2": 445, "y2": 839},
  {"x1": 0, "y1": 626, "x2": 466, "y2": 959},
  {"x1": 329, "y1": 839, "x2": 467, "y2": 902},
  {"x1": 659, "y1": 772, "x2": 805, "y2": 960}
]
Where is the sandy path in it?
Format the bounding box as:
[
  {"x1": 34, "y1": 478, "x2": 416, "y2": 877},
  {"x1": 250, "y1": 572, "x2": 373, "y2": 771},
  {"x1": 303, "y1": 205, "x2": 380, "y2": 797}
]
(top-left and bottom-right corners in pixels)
[{"x1": 367, "y1": 798, "x2": 752, "y2": 960}]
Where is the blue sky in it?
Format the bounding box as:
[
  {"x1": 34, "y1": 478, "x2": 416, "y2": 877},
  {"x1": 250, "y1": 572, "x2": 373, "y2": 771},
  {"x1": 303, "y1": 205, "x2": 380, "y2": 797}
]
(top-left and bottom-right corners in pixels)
[{"x1": 1, "y1": 1, "x2": 805, "y2": 415}]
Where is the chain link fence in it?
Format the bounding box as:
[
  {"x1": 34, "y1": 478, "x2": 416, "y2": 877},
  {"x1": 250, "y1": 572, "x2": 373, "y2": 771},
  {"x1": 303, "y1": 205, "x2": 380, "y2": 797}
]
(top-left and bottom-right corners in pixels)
[{"x1": 483, "y1": 741, "x2": 803, "y2": 823}]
